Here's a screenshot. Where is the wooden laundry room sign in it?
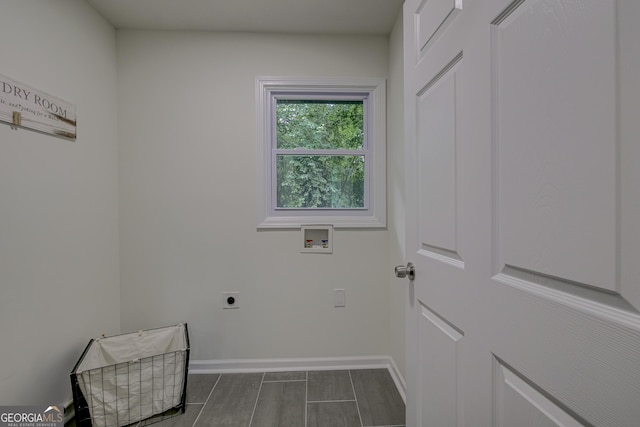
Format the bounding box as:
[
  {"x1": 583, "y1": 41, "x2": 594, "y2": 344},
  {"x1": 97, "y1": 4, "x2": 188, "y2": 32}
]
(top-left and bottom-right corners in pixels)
[{"x1": 0, "y1": 73, "x2": 76, "y2": 140}]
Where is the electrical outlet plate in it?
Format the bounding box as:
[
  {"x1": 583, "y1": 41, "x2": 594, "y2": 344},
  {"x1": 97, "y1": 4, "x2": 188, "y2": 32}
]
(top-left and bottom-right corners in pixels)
[
  {"x1": 334, "y1": 289, "x2": 345, "y2": 307},
  {"x1": 223, "y1": 292, "x2": 239, "y2": 309}
]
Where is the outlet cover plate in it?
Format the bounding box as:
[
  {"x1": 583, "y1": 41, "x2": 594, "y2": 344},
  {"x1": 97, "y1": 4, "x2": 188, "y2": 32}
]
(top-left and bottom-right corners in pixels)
[
  {"x1": 223, "y1": 292, "x2": 239, "y2": 309},
  {"x1": 334, "y1": 289, "x2": 346, "y2": 307}
]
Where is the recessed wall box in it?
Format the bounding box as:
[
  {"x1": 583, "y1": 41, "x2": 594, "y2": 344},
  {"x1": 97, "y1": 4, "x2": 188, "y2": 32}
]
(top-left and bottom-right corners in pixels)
[{"x1": 301, "y1": 225, "x2": 333, "y2": 254}]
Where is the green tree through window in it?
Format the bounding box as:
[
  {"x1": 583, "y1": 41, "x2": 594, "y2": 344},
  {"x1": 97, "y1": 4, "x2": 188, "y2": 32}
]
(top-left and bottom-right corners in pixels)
[{"x1": 275, "y1": 100, "x2": 365, "y2": 209}]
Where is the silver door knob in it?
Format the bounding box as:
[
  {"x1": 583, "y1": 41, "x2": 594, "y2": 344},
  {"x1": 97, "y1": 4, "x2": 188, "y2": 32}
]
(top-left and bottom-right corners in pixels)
[{"x1": 394, "y1": 262, "x2": 415, "y2": 280}]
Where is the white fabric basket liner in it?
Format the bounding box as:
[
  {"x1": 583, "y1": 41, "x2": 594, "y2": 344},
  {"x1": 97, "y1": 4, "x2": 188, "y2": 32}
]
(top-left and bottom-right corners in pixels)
[{"x1": 76, "y1": 324, "x2": 187, "y2": 427}]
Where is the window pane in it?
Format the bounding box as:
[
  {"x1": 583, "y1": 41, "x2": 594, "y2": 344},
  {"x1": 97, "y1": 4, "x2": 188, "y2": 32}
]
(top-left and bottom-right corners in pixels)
[
  {"x1": 276, "y1": 100, "x2": 364, "y2": 150},
  {"x1": 276, "y1": 155, "x2": 365, "y2": 208}
]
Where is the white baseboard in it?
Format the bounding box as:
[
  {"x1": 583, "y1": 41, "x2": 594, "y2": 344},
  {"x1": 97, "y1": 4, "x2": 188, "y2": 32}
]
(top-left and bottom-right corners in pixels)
[
  {"x1": 387, "y1": 357, "x2": 407, "y2": 403},
  {"x1": 189, "y1": 355, "x2": 406, "y2": 403}
]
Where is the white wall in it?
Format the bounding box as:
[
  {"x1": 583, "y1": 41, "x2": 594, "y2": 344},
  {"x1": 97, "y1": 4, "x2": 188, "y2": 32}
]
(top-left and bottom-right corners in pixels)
[
  {"x1": 0, "y1": 0, "x2": 120, "y2": 405},
  {"x1": 387, "y1": 12, "x2": 406, "y2": 378},
  {"x1": 117, "y1": 31, "x2": 393, "y2": 361}
]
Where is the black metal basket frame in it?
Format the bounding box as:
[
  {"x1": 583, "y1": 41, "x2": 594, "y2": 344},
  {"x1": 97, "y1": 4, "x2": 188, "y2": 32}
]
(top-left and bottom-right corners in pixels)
[{"x1": 70, "y1": 324, "x2": 190, "y2": 427}]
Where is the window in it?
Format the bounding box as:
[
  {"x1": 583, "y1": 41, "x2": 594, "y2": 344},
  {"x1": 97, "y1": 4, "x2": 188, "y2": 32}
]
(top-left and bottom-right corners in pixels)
[
  {"x1": 276, "y1": 98, "x2": 365, "y2": 209},
  {"x1": 257, "y1": 77, "x2": 386, "y2": 228}
]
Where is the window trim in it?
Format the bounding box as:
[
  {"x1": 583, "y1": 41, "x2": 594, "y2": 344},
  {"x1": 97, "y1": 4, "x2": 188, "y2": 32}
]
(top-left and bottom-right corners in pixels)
[{"x1": 256, "y1": 77, "x2": 386, "y2": 229}]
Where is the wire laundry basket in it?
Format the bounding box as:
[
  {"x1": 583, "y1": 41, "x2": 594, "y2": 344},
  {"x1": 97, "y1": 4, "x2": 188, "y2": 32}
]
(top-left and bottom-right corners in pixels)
[{"x1": 70, "y1": 324, "x2": 190, "y2": 427}]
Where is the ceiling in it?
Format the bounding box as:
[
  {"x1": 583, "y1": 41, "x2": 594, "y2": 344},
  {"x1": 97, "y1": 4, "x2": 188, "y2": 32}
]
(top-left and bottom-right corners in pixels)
[{"x1": 86, "y1": 0, "x2": 404, "y2": 35}]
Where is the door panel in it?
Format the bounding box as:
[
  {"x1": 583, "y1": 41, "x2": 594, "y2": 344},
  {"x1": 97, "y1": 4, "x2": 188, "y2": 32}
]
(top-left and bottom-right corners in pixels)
[
  {"x1": 494, "y1": 360, "x2": 584, "y2": 427},
  {"x1": 416, "y1": 0, "x2": 463, "y2": 58},
  {"x1": 403, "y1": 0, "x2": 640, "y2": 425},
  {"x1": 419, "y1": 304, "x2": 464, "y2": 427},
  {"x1": 494, "y1": 0, "x2": 617, "y2": 291},
  {"x1": 619, "y1": 0, "x2": 640, "y2": 309},
  {"x1": 486, "y1": 279, "x2": 640, "y2": 426},
  {"x1": 417, "y1": 55, "x2": 462, "y2": 258}
]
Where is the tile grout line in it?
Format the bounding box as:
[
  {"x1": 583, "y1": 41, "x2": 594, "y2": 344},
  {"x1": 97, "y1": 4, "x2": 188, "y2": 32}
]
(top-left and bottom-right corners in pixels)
[
  {"x1": 191, "y1": 374, "x2": 221, "y2": 427},
  {"x1": 304, "y1": 371, "x2": 309, "y2": 427},
  {"x1": 307, "y1": 399, "x2": 357, "y2": 403},
  {"x1": 248, "y1": 372, "x2": 266, "y2": 427},
  {"x1": 348, "y1": 370, "x2": 365, "y2": 427}
]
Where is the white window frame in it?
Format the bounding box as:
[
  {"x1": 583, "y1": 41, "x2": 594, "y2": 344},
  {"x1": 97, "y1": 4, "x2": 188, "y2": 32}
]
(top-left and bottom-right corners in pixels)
[{"x1": 256, "y1": 77, "x2": 386, "y2": 229}]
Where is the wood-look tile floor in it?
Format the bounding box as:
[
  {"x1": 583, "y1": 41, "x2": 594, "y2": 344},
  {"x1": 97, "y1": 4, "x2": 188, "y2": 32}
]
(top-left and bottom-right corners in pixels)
[{"x1": 157, "y1": 369, "x2": 405, "y2": 427}]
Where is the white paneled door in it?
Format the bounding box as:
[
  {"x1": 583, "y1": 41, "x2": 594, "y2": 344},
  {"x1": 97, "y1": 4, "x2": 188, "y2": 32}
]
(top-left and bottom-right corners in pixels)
[{"x1": 402, "y1": 0, "x2": 640, "y2": 426}]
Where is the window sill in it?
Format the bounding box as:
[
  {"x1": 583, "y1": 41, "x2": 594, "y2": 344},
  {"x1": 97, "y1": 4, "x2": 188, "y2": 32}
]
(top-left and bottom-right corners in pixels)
[{"x1": 257, "y1": 215, "x2": 386, "y2": 229}]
